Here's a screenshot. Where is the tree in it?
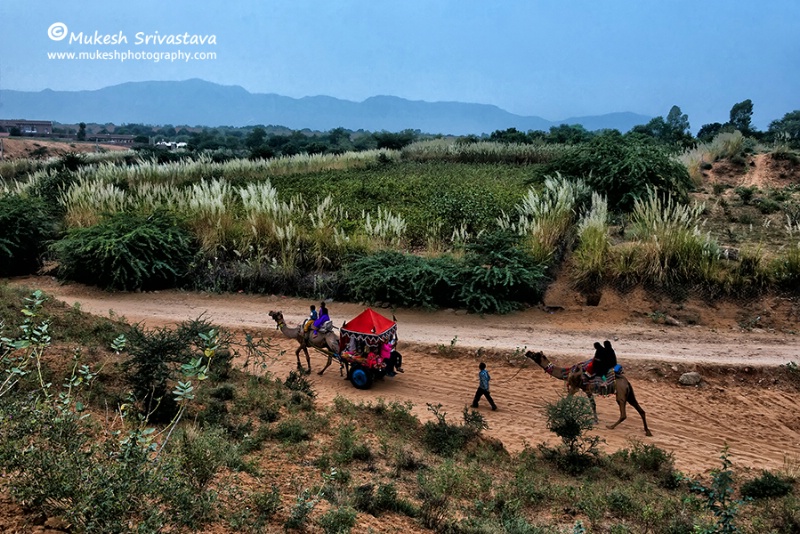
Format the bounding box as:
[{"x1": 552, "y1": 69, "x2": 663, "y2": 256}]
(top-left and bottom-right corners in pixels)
[
  {"x1": 697, "y1": 122, "x2": 724, "y2": 143},
  {"x1": 489, "y1": 127, "x2": 529, "y2": 144},
  {"x1": 77, "y1": 122, "x2": 86, "y2": 141},
  {"x1": 729, "y1": 99, "x2": 754, "y2": 135},
  {"x1": 547, "y1": 124, "x2": 591, "y2": 144},
  {"x1": 767, "y1": 110, "x2": 800, "y2": 148},
  {"x1": 666, "y1": 106, "x2": 690, "y2": 137},
  {"x1": 631, "y1": 106, "x2": 693, "y2": 149},
  {"x1": 631, "y1": 116, "x2": 669, "y2": 140},
  {"x1": 244, "y1": 126, "x2": 267, "y2": 151},
  {"x1": 373, "y1": 129, "x2": 416, "y2": 150}
]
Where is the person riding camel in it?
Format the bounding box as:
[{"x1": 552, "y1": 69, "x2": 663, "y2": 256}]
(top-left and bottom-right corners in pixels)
[
  {"x1": 303, "y1": 304, "x2": 318, "y2": 334},
  {"x1": 312, "y1": 303, "x2": 331, "y2": 335},
  {"x1": 585, "y1": 340, "x2": 617, "y2": 378},
  {"x1": 584, "y1": 341, "x2": 605, "y2": 377}
]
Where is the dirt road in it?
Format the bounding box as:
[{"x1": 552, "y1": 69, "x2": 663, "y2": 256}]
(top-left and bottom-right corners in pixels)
[{"x1": 7, "y1": 276, "x2": 800, "y2": 474}]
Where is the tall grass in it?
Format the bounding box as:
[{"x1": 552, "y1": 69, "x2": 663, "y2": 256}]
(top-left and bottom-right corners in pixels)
[
  {"x1": 67, "y1": 150, "x2": 401, "y2": 187},
  {"x1": 571, "y1": 193, "x2": 610, "y2": 290},
  {"x1": 680, "y1": 131, "x2": 746, "y2": 183},
  {"x1": 0, "y1": 150, "x2": 135, "y2": 182},
  {"x1": 499, "y1": 174, "x2": 590, "y2": 264},
  {"x1": 626, "y1": 192, "x2": 720, "y2": 286},
  {"x1": 59, "y1": 178, "x2": 128, "y2": 228},
  {"x1": 402, "y1": 139, "x2": 569, "y2": 165},
  {"x1": 58, "y1": 175, "x2": 405, "y2": 274}
]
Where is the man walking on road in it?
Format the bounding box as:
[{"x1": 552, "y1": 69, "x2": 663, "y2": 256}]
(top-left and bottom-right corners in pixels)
[{"x1": 471, "y1": 362, "x2": 497, "y2": 411}]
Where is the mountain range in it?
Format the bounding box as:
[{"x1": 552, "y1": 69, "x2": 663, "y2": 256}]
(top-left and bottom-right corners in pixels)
[{"x1": 0, "y1": 79, "x2": 651, "y2": 135}]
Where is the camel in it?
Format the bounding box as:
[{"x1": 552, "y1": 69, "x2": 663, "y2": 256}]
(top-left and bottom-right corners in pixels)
[
  {"x1": 268, "y1": 310, "x2": 340, "y2": 375},
  {"x1": 526, "y1": 350, "x2": 651, "y2": 436}
]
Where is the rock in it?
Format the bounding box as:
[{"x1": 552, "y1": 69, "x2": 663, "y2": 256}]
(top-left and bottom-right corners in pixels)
[
  {"x1": 679, "y1": 372, "x2": 702, "y2": 386},
  {"x1": 455, "y1": 309, "x2": 468, "y2": 315},
  {"x1": 664, "y1": 315, "x2": 682, "y2": 326},
  {"x1": 671, "y1": 365, "x2": 679, "y2": 372}
]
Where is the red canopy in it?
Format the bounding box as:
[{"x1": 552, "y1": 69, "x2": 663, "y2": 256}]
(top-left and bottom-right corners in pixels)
[{"x1": 341, "y1": 308, "x2": 396, "y2": 337}]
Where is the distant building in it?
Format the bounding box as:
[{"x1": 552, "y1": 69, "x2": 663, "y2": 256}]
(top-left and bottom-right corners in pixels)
[
  {"x1": 155, "y1": 140, "x2": 188, "y2": 150},
  {"x1": 91, "y1": 133, "x2": 136, "y2": 145},
  {"x1": 0, "y1": 119, "x2": 53, "y2": 135}
]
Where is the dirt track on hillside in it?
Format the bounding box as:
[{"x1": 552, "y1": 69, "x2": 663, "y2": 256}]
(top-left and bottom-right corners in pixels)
[{"x1": 7, "y1": 276, "x2": 800, "y2": 475}]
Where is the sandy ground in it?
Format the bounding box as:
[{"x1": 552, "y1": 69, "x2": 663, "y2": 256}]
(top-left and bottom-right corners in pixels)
[{"x1": 6, "y1": 275, "x2": 800, "y2": 475}]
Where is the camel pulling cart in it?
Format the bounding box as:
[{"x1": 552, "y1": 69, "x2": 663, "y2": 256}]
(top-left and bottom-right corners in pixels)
[{"x1": 337, "y1": 308, "x2": 402, "y2": 390}]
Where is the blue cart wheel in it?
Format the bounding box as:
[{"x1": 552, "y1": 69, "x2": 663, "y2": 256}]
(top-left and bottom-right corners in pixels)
[{"x1": 349, "y1": 366, "x2": 373, "y2": 390}]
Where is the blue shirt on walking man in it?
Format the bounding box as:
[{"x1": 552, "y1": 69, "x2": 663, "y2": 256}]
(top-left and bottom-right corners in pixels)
[{"x1": 472, "y1": 362, "x2": 497, "y2": 411}]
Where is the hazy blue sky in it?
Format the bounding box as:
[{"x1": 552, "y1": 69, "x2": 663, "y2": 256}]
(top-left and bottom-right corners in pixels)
[{"x1": 0, "y1": 0, "x2": 797, "y2": 130}]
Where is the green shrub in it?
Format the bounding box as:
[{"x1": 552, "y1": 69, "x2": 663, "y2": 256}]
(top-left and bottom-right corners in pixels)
[
  {"x1": 178, "y1": 427, "x2": 232, "y2": 491},
  {"x1": 690, "y1": 447, "x2": 742, "y2": 534},
  {"x1": 284, "y1": 369, "x2": 317, "y2": 398},
  {"x1": 734, "y1": 186, "x2": 758, "y2": 204},
  {"x1": 343, "y1": 231, "x2": 545, "y2": 313},
  {"x1": 740, "y1": 470, "x2": 793, "y2": 499},
  {"x1": 545, "y1": 395, "x2": 596, "y2": 454},
  {"x1": 342, "y1": 250, "x2": 459, "y2": 309},
  {"x1": 353, "y1": 482, "x2": 416, "y2": 517},
  {"x1": 51, "y1": 210, "x2": 196, "y2": 290},
  {"x1": 542, "y1": 132, "x2": 693, "y2": 212},
  {"x1": 250, "y1": 485, "x2": 282, "y2": 527},
  {"x1": 422, "y1": 404, "x2": 486, "y2": 457},
  {"x1": 332, "y1": 424, "x2": 372, "y2": 464},
  {"x1": 275, "y1": 419, "x2": 311, "y2": 444},
  {"x1": 0, "y1": 195, "x2": 58, "y2": 276},
  {"x1": 318, "y1": 505, "x2": 357, "y2": 534},
  {"x1": 123, "y1": 318, "x2": 219, "y2": 422},
  {"x1": 284, "y1": 489, "x2": 319, "y2": 530},
  {"x1": 755, "y1": 197, "x2": 782, "y2": 214},
  {"x1": 457, "y1": 230, "x2": 546, "y2": 314},
  {"x1": 541, "y1": 395, "x2": 601, "y2": 474},
  {"x1": 623, "y1": 440, "x2": 675, "y2": 473}
]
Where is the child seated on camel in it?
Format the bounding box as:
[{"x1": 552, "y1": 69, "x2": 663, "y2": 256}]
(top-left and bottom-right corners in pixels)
[{"x1": 303, "y1": 305, "x2": 318, "y2": 334}]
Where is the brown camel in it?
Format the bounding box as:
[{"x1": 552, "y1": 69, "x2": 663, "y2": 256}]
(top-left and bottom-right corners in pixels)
[
  {"x1": 526, "y1": 350, "x2": 652, "y2": 436},
  {"x1": 268, "y1": 310, "x2": 340, "y2": 375}
]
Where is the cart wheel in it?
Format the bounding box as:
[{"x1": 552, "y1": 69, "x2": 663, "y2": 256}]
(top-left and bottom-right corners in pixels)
[{"x1": 349, "y1": 365, "x2": 373, "y2": 390}]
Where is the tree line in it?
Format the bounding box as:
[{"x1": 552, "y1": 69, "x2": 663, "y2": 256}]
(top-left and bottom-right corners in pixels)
[{"x1": 32, "y1": 98, "x2": 800, "y2": 160}]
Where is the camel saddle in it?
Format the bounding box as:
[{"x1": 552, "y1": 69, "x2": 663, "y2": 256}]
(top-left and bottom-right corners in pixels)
[{"x1": 572, "y1": 360, "x2": 620, "y2": 396}]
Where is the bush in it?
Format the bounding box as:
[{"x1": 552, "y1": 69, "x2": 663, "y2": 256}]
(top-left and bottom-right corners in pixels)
[
  {"x1": 178, "y1": 427, "x2": 232, "y2": 491},
  {"x1": 740, "y1": 470, "x2": 793, "y2": 499},
  {"x1": 284, "y1": 370, "x2": 317, "y2": 398},
  {"x1": 342, "y1": 251, "x2": 459, "y2": 309},
  {"x1": 623, "y1": 440, "x2": 675, "y2": 473},
  {"x1": 51, "y1": 210, "x2": 196, "y2": 290},
  {"x1": 457, "y1": 230, "x2": 546, "y2": 314},
  {"x1": 541, "y1": 395, "x2": 601, "y2": 474},
  {"x1": 318, "y1": 506, "x2": 357, "y2": 534},
  {"x1": 274, "y1": 419, "x2": 312, "y2": 444},
  {"x1": 343, "y1": 231, "x2": 545, "y2": 313},
  {"x1": 542, "y1": 132, "x2": 693, "y2": 212},
  {"x1": 755, "y1": 197, "x2": 782, "y2": 214},
  {"x1": 0, "y1": 195, "x2": 58, "y2": 276},
  {"x1": 422, "y1": 404, "x2": 486, "y2": 457},
  {"x1": 123, "y1": 317, "x2": 223, "y2": 422},
  {"x1": 249, "y1": 486, "x2": 282, "y2": 528},
  {"x1": 734, "y1": 186, "x2": 758, "y2": 204}
]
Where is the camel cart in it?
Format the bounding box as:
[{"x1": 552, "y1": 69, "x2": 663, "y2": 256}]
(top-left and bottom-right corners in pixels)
[{"x1": 338, "y1": 308, "x2": 400, "y2": 390}]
